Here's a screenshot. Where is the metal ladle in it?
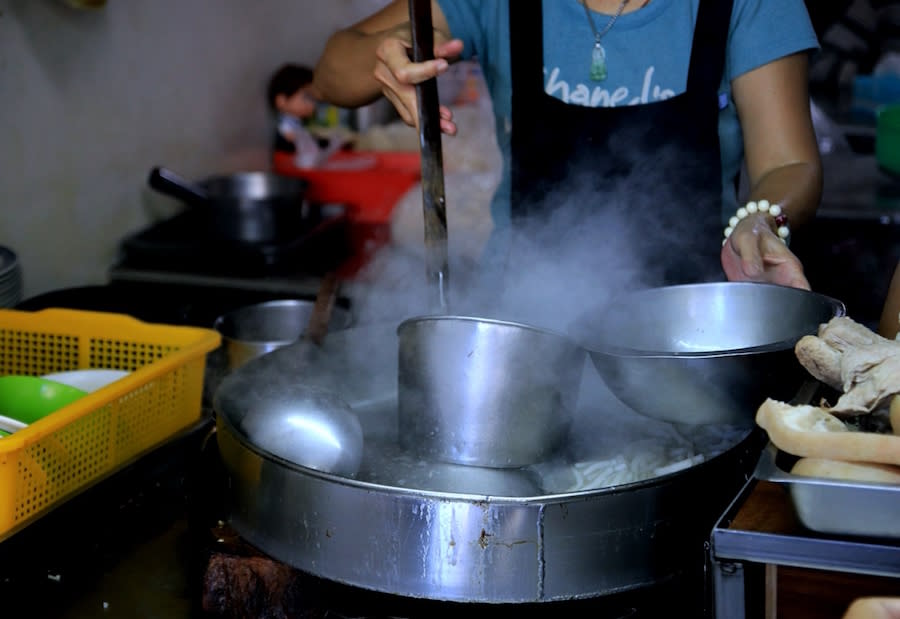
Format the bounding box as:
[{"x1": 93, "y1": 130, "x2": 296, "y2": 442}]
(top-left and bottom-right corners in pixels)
[
  {"x1": 260, "y1": 271, "x2": 362, "y2": 476},
  {"x1": 409, "y1": 0, "x2": 449, "y2": 312}
]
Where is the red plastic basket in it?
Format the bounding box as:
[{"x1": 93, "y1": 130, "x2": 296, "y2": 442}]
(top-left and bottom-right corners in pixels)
[
  {"x1": 274, "y1": 150, "x2": 420, "y2": 223},
  {"x1": 274, "y1": 150, "x2": 421, "y2": 274}
]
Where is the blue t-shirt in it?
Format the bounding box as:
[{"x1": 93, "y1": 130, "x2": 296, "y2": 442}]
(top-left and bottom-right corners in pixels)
[{"x1": 436, "y1": 0, "x2": 819, "y2": 227}]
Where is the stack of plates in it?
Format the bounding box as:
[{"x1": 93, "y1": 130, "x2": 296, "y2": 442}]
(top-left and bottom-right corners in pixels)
[{"x1": 0, "y1": 247, "x2": 23, "y2": 308}]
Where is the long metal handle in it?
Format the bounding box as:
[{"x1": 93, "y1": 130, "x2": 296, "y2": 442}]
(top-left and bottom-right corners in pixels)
[
  {"x1": 305, "y1": 271, "x2": 340, "y2": 347},
  {"x1": 409, "y1": 0, "x2": 449, "y2": 311},
  {"x1": 147, "y1": 166, "x2": 211, "y2": 207}
]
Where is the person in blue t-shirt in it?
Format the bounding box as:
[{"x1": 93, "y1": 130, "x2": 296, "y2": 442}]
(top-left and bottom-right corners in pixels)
[{"x1": 314, "y1": 0, "x2": 822, "y2": 289}]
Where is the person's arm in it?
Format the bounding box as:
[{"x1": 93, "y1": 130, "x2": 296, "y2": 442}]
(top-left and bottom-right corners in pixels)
[
  {"x1": 842, "y1": 597, "x2": 900, "y2": 619},
  {"x1": 721, "y1": 52, "x2": 823, "y2": 289},
  {"x1": 313, "y1": 0, "x2": 462, "y2": 133}
]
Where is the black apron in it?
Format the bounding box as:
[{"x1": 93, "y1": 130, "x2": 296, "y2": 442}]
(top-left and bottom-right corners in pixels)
[{"x1": 508, "y1": 0, "x2": 734, "y2": 285}]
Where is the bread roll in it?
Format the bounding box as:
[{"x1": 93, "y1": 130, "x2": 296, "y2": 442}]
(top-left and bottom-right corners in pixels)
[
  {"x1": 791, "y1": 457, "x2": 900, "y2": 484},
  {"x1": 756, "y1": 398, "x2": 900, "y2": 466}
]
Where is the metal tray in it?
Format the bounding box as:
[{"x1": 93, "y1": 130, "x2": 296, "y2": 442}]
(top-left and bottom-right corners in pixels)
[{"x1": 754, "y1": 443, "x2": 900, "y2": 540}]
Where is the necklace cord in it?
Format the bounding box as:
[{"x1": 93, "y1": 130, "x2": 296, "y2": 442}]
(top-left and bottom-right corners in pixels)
[{"x1": 581, "y1": 0, "x2": 630, "y2": 42}]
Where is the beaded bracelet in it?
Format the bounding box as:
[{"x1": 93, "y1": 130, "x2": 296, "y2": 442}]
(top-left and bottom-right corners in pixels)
[{"x1": 722, "y1": 200, "x2": 790, "y2": 246}]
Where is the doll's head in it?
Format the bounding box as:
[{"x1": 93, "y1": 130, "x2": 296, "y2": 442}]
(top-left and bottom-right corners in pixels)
[{"x1": 267, "y1": 63, "x2": 317, "y2": 119}]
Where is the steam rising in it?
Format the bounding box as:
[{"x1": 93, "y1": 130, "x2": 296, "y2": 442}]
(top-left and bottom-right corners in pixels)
[
  {"x1": 214, "y1": 130, "x2": 746, "y2": 492},
  {"x1": 344, "y1": 141, "x2": 719, "y2": 338}
]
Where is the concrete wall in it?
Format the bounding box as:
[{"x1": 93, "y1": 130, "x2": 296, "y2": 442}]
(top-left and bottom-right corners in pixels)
[{"x1": 0, "y1": 0, "x2": 385, "y2": 298}]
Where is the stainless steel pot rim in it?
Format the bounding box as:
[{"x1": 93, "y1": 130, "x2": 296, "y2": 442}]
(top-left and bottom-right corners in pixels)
[
  {"x1": 216, "y1": 403, "x2": 724, "y2": 503},
  {"x1": 200, "y1": 170, "x2": 308, "y2": 184},
  {"x1": 212, "y1": 317, "x2": 300, "y2": 347},
  {"x1": 219, "y1": 298, "x2": 316, "y2": 315},
  {"x1": 587, "y1": 282, "x2": 846, "y2": 359},
  {"x1": 397, "y1": 313, "x2": 579, "y2": 342},
  {"x1": 594, "y1": 340, "x2": 812, "y2": 359},
  {"x1": 213, "y1": 299, "x2": 352, "y2": 344},
  {"x1": 215, "y1": 332, "x2": 300, "y2": 347}
]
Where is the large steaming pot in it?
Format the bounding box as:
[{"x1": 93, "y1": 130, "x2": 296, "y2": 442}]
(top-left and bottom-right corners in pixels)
[{"x1": 214, "y1": 323, "x2": 762, "y2": 604}]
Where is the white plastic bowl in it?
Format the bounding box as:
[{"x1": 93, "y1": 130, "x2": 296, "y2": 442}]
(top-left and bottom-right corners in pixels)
[{"x1": 41, "y1": 369, "x2": 129, "y2": 393}]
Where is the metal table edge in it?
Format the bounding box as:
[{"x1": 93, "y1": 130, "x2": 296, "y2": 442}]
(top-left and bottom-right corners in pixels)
[{"x1": 711, "y1": 517, "x2": 900, "y2": 579}]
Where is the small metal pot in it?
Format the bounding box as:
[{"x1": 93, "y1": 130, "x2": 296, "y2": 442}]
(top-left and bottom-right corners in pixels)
[
  {"x1": 397, "y1": 315, "x2": 587, "y2": 468},
  {"x1": 148, "y1": 166, "x2": 309, "y2": 243},
  {"x1": 214, "y1": 299, "x2": 353, "y2": 371}
]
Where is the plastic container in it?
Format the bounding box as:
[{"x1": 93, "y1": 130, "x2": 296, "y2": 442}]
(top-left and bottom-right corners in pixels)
[
  {"x1": 877, "y1": 103, "x2": 900, "y2": 176},
  {"x1": 0, "y1": 308, "x2": 220, "y2": 541},
  {"x1": 273, "y1": 150, "x2": 420, "y2": 274},
  {"x1": 0, "y1": 375, "x2": 88, "y2": 424},
  {"x1": 853, "y1": 74, "x2": 900, "y2": 122},
  {"x1": 274, "y1": 150, "x2": 420, "y2": 221}
]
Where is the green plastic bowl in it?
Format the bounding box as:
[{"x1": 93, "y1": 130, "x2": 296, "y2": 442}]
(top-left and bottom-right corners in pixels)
[
  {"x1": 876, "y1": 103, "x2": 900, "y2": 176},
  {"x1": 0, "y1": 375, "x2": 88, "y2": 424}
]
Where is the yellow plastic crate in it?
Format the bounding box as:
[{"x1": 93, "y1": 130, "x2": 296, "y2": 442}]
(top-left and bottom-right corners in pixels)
[{"x1": 0, "y1": 308, "x2": 220, "y2": 541}]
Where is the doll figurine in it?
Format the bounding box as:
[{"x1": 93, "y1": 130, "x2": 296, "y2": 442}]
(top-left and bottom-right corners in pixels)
[{"x1": 267, "y1": 63, "x2": 337, "y2": 168}]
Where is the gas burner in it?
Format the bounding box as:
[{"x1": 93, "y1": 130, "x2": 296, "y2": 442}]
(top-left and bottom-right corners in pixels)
[
  {"x1": 200, "y1": 522, "x2": 663, "y2": 619},
  {"x1": 116, "y1": 204, "x2": 350, "y2": 277}
]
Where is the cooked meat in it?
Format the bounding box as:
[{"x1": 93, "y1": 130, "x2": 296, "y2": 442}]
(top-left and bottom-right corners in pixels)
[
  {"x1": 794, "y1": 317, "x2": 900, "y2": 416},
  {"x1": 795, "y1": 333, "x2": 843, "y2": 390}
]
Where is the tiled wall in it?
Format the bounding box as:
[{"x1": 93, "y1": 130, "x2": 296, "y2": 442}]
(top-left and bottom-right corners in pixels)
[{"x1": 0, "y1": 0, "x2": 384, "y2": 298}]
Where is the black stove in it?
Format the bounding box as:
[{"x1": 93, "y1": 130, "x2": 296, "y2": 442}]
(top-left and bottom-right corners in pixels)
[
  {"x1": 117, "y1": 204, "x2": 350, "y2": 276},
  {"x1": 107, "y1": 202, "x2": 360, "y2": 303}
]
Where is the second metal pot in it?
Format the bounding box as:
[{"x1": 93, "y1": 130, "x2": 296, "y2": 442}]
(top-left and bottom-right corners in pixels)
[{"x1": 214, "y1": 299, "x2": 353, "y2": 370}]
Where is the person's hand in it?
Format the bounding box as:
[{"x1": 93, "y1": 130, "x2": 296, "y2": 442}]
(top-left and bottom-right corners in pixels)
[
  {"x1": 720, "y1": 212, "x2": 810, "y2": 290},
  {"x1": 842, "y1": 597, "x2": 900, "y2": 619},
  {"x1": 373, "y1": 25, "x2": 463, "y2": 135}
]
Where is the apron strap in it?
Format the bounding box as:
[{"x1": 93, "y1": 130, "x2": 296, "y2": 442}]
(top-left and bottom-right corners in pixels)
[{"x1": 687, "y1": 0, "x2": 735, "y2": 96}]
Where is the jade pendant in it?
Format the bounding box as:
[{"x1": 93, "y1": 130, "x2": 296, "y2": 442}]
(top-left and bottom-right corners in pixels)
[{"x1": 590, "y1": 42, "x2": 607, "y2": 82}]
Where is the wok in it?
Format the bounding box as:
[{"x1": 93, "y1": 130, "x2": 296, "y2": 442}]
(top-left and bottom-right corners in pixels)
[
  {"x1": 579, "y1": 282, "x2": 845, "y2": 426},
  {"x1": 148, "y1": 166, "x2": 309, "y2": 243}
]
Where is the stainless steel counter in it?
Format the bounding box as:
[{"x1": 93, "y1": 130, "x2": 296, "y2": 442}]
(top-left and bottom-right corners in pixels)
[{"x1": 709, "y1": 477, "x2": 900, "y2": 619}]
